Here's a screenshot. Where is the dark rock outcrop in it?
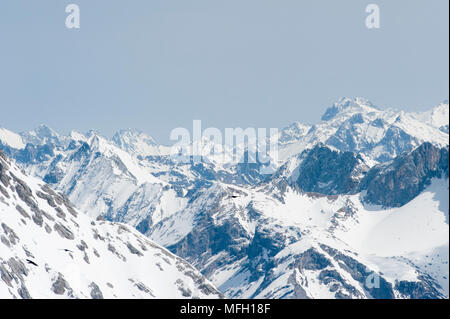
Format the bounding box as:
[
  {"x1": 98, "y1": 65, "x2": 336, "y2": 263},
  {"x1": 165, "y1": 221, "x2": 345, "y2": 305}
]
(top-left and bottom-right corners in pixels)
[
  {"x1": 51, "y1": 273, "x2": 73, "y2": 296},
  {"x1": 395, "y1": 275, "x2": 445, "y2": 299},
  {"x1": 361, "y1": 143, "x2": 449, "y2": 207},
  {"x1": 295, "y1": 145, "x2": 369, "y2": 195},
  {"x1": 295, "y1": 248, "x2": 331, "y2": 271}
]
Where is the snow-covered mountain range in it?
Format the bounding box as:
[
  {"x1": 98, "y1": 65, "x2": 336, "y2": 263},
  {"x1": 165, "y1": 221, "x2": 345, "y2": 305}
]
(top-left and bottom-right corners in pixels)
[
  {"x1": 276, "y1": 98, "x2": 448, "y2": 163},
  {"x1": 0, "y1": 97, "x2": 448, "y2": 299},
  {"x1": 159, "y1": 143, "x2": 448, "y2": 298},
  {"x1": 0, "y1": 150, "x2": 222, "y2": 298}
]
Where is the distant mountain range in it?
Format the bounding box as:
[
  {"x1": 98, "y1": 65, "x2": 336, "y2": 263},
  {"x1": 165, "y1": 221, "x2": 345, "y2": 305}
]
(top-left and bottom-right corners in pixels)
[{"x1": 1, "y1": 97, "x2": 448, "y2": 299}]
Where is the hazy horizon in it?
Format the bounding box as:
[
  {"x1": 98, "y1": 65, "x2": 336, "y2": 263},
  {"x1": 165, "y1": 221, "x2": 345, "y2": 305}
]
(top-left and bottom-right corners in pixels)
[
  {"x1": 1, "y1": 96, "x2": 448, "y2": 146},
  {"x1": 1, "y1": 0, "x2": 448, "y2": 143}
]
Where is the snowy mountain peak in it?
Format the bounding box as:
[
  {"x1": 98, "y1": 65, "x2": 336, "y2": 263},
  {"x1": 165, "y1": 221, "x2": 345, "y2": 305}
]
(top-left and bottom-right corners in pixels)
[
  {"x1": 20, "y1": 125, "x2": 60, "y2": 145},
  {"x1": 85, "y1": 129, "x2": 102, "y2": 139},
  {"x1": 112, "y1": 129, "x2": 161, "y2": 158},
  {"x1": 69, "y1": 131, "x2": 88, "y2": 143},
  {"x1": 278, "y1": 122, "x2": 312, "y2": 145},
  {"x1": 113, "y1": 129, "x2": 157, "y2": 148},
  {"x1": 0, "y1": 128, "x2": 26, "y2": 150},
  {"x1": 321, "y1": 97, "x2": 379, "y2": 121},
  {"x1": 412, "y1": 101, "x2": 449, "y2": 130},
  {"x1": 34, "y1": 124, "x2": 58, "y2": 137}
]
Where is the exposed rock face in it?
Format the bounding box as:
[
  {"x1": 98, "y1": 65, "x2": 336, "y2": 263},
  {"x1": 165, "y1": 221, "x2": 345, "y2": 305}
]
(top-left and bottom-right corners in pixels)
[
  {"x1": 295, "y1": 145, "x2": 369, "y2": 195},
  {"x1": 52, "y1": 273, "x2": 73, "y2": 296},
  {"x1": 361, "y1": 143, "x2": 449, "y2": 207},
  {"x1": 291, "y1": 143, "x2": 449, "y2": 207},
  {"x1": 169, "y1": 205, "x2": 251, "y2": 276},
  {"x1": 319, "y1": 244, "x2": 396, "y2": 299},
  {"x1": 395, "y1": 275, "x2": 445, "y2": 299},
  {"x1": 294, "y1": 248, "x2": 331, "y2": 271}
]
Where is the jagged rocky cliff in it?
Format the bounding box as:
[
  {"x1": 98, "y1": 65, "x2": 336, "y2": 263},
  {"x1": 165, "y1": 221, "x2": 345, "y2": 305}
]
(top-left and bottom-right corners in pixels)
[{"x1": 361, "y1": 143, "x2": 449, "y2": 207}]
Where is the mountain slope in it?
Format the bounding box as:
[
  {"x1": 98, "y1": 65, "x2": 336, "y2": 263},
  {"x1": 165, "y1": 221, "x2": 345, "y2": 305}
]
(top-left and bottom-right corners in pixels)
[
  {"x1": 149, "y1": 175, "x2": 448, "y2": 299},
  {"x1": 146, "y1": 143, "x2": 449, "y2": 299},
  {"x1": 0, "y1": 151, "x2": 221, "y2": 299}
]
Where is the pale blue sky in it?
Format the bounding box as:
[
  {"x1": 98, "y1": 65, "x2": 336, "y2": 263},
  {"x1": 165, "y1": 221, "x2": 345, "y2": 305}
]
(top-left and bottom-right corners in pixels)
[{"x1": 0, "y1": 0, "x2": 448, "y2": 143}]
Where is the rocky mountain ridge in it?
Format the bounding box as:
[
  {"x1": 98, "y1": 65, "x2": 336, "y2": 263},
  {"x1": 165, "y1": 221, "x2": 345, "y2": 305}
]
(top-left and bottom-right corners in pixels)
[{"x1": 0, "y1": 151, "x2": 222, "y2": 299}]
